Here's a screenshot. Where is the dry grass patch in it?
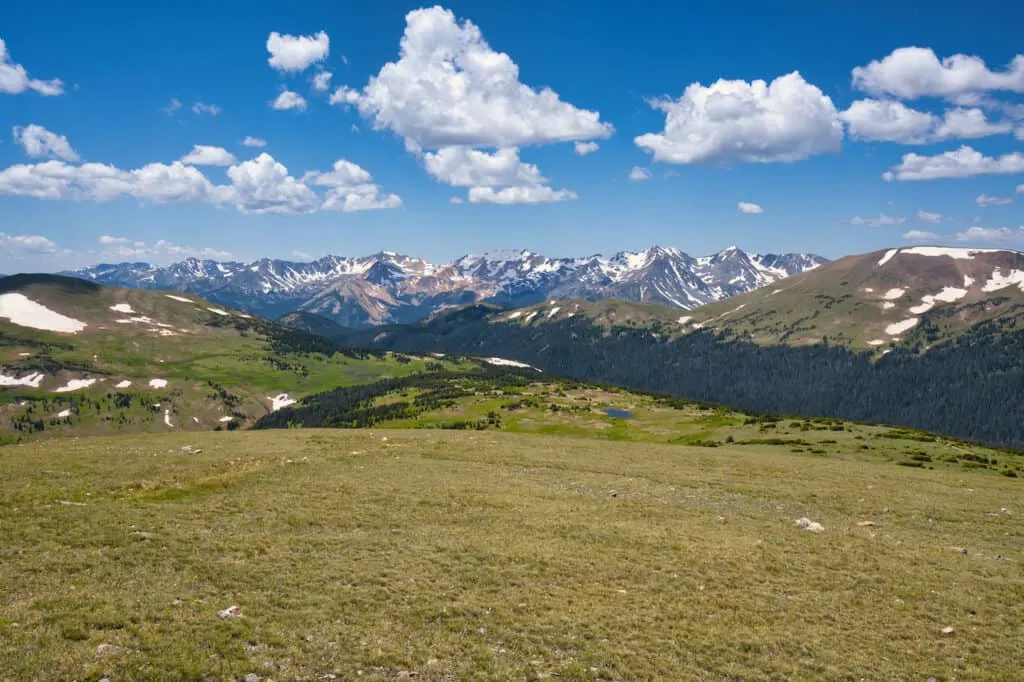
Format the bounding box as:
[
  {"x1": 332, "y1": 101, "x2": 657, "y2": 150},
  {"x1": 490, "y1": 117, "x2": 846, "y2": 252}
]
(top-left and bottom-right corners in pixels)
[{"x1": 1, "y1": 430, "x2": 1020, "y2": 680}]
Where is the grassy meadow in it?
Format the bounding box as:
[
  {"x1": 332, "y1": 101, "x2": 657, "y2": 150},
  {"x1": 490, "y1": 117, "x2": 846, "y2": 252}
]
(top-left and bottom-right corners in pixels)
[{"x1": 1, "y1": 429, "x2": 1021, "y2": 680}]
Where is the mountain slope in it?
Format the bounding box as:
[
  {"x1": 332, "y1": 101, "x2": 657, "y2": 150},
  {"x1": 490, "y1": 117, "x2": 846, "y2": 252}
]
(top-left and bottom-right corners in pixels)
[
  {"x1": 335, "y1": 247, "x2": 1024, "y2": 448},
  {"x1": 0, "y1": 274, "x2": 472, "y2": 442},
  {"x1": 65, "y1": 246, "x2": 827, "y2": 327},
  {"x1": 680, "y1": 246, "x2": 1024, "y2": 350}
]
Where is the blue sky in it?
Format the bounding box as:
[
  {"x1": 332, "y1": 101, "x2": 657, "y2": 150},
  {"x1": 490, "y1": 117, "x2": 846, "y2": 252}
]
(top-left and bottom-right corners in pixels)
[{"x1": 2, "y1": 0, "x2": 1023, "y2": 270}]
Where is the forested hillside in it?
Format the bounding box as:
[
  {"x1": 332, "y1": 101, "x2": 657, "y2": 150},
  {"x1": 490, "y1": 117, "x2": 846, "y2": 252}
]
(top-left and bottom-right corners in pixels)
[{"x1": 353, "y1": 308, "x2": 1024, "y2": 449}]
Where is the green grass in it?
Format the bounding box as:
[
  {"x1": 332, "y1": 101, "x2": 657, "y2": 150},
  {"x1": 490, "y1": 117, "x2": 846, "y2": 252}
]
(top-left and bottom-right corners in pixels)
[
  {"x1": 1, "y1": 277, "x2": 478, "y2": 441},
  {"x1": 1, "y1": 429, "x2": 1021, "y2": 680},
  {"x1": 342, "y1": 381, "x2": 1022, "y2": 476}
]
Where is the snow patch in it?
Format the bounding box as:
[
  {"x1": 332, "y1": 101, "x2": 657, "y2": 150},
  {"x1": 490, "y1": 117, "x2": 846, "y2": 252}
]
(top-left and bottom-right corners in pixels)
[
  {"x1": 506, "y1": 311, "x2": 523, "y2": 320},
  {"x1": 109, "y1": 303, "x2": 135, "y2": 314},
  {"x1": 148, "y1": 378, "x2": 168, "y2": 389},
  {"x1": 525, "y1": 311, "x2": 538, "y2": 322},
  {"x1": 547, "y1": 306, "x2": 561, "y2": 318},
  {"x1": 883, "y1": 302, "x2": 896, "y2": 310},
  {"x1": 54, "y1": 378, "x2": 96, "y2": 393},
  {"x1": 57, "y1": 409, "x2": 72, "y2": 418},
  {"x1": 678, "y1": 316, "x2": 693, "y2": 325},
  {"x1": 0, "y1": 371, "x2": 45, "y2": 388},
  {"x1": 165, "y1": 294, "x2": 193, "y2": 303},
  {"x1": 867, "y1": 339, "x2": 886, "y2": 346},
  {"x1": 877, "y1": 249, "x2": 899, "y2": 267},
  {"x1": 484, "y1": 357, "x2": 541, "y2": 372},
  {"x1": 862, "y1": 287, "x2": 874, "y2": 293},
  {"x1": 886, "y1": 318, "x2": 919, "y2": 336},
  {"x1": 163, "y1": 409, "x2": 174, "y2": 428},
  {"x1": 218, "y1": 416, "x2": 234, "y2": 423},
  {"x1": 115, "y1": 380, "x2": 132, "y2": 388},
  {"x1": 882, "y1": 288, "x2": 906, "y2": 300},
  {"x1": 963, "y1": 275, "x2": 975, "y2": 288},
  {"x1": 0, "y1": 294, "x2": 87, "y2": 333},
  {"x1": 268, "y1": 393, "x2": 297, "y2": 411},
  {"x1": 206, "y1": 307, "x2": 230, "y2": 316},
  {"x1": 900, "y1": 246, "x2": 1003, "y2": 260},
  {"x1": 909, "y1": 287, "x2": 968, "y2": 314},
  {"x1": 981, "y1": 268, "x2": 1024, "y2": 293}
]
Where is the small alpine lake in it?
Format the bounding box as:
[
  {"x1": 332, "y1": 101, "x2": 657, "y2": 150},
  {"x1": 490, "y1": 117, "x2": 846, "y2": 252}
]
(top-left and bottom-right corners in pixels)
[{"x1": 604, "y1": 407, "x2": 634, "y2": 419}]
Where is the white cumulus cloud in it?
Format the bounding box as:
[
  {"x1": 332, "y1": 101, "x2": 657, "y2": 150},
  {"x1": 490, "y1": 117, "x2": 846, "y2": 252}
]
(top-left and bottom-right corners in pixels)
[
  {"x1": 272, "y1": 90, "x2": 308, "y2": 111},
  {"x1": 737, "y1": 201, "x2": 763, "y2": 214},
  {"x1": 98, "y1": 235, "x2": 233, "y2": 263},
  {"x1": 13, "y1": 124, "x2": 78, "y2": 161},
  {"x1": 180, "y1": 145, "x2": 236, "y2": 167},
  {"x1": 839, "y1": 100, "x2": 1013, "y2": 144},
  {"x1": 303, "y1": 158, "x2": 402, "y2": 212},
  {"x1": 852, "y1": 47, "x2": 1024, "y2": 99},
  {"x1": 574, "y1": 141, "x2": 599, "y2": 156},
  {"x1": 976, "y1": 194, "x2": 1013, "y2": 207},
  {"x1": 916, "y1": 210, "x2": 943, "y2": 223},
  {"x1": 635, "y1": 72, "x2": 842, "y2": 164},
  {"x1": 628, "y1": 166, "x2": 652, "y2": 181},
  {"x1": 0, "y1": 152, "x2": 400, "y2": 216},
  {"x1": 332, "y1": 6, "x2": 612, "y2": 150},
  {"x1": 0, "y1": 232, "x2": 59, "y2": 253},
  {"x1": 934, "y1": 107, "x2": 1014, "y2": 140},
  {"x1": 851, "y1": 213, "x2": 905, "y2": 227},
  {"x1": 883, "y1": 146, "x2": 1024, "y2": 181},
  {"x1": 312, "y1": 70, "x2": 333, "y2": 92},
  {"x1": 840, "y1": 99, "x2": 936, "y2": 143},
  {"x1": 423, "y1": 147, "x2": 545, "y2": 187},
  {"x1": 955, "y1": 226, "x2": 1024, "y2": 243},
  {"x1": 267, "y1": 31, "x2": 329, "y2": 72},
  {"x1": 0, "y1": 37, "x2": 64, "y2": 96},
  {"x1": 467, "y1": 186, "x2": 576, "y2": 205},
  {"x1": 191, "y1": 102, "x2": 221, "y2": 116},
  {"x1": 903, "y1": 230, "x2": 940, "y2": 241},
  {"x1": 241, "y1": 136, "x2": 267, "y2": 148},
  {"x1": 226, "y1": 154, "x2": 320, "y2": 214},
  {"x1": 0, "y1": 159, "x2": 222, "y2": 204}
]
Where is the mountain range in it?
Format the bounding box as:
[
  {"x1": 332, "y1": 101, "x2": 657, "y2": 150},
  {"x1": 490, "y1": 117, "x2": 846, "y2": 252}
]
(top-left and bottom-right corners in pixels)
[
  {"x1": 64, "y1": 246, "x2": 827, "y2": 327},
  {"x1": 336, "y1": 247, "x2": 1024, "y2": 448}
]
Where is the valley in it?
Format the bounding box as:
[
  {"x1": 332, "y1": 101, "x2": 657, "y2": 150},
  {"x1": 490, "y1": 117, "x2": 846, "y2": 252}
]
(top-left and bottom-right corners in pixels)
[{"x1": 338, "y1": 247, "x2": 1024, "y2": 449}]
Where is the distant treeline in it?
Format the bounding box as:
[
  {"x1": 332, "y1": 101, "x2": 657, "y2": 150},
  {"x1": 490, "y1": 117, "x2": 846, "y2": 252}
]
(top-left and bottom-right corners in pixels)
[
  {"x1": 342, "y1": 308, "x2": 1024, "y2": 449},
  {"x1": 254, "y1": 368, "x2": 543, "y2": 429}
]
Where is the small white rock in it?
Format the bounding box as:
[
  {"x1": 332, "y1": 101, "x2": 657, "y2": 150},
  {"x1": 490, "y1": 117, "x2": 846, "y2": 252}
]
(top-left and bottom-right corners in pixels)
[
  {"x1": 218, "y1": 605, "x2": 241, "y2": 618},
  {"x1": 795, "y1": 517, "x2": 825, "y2": 533}
]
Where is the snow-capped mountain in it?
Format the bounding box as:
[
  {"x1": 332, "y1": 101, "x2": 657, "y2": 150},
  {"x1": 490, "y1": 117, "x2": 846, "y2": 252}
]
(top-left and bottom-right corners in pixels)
[{"x1": 65, "y1": 246, "x2": 827, "y2": 327}]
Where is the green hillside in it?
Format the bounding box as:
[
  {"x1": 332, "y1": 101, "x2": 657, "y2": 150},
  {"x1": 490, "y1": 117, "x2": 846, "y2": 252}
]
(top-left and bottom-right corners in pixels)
[
  {"x1": 2, "y1": 429, "x2": 1020, "y2": 680},
  {"x1": 256, "y1": 369, "x2": 1022, "y2": 477},
  {"x1": 277, "y1": 310, "x2": 349, "y2": 339},
  {"x1": 0, "y1": 274, "x2": 472, "y2": 443}
]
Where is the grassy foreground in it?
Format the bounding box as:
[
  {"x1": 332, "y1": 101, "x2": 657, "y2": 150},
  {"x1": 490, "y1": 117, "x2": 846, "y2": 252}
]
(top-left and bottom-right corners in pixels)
[{"x1": 2, "y1": 430, "x2": 1021, "y2": 680}]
